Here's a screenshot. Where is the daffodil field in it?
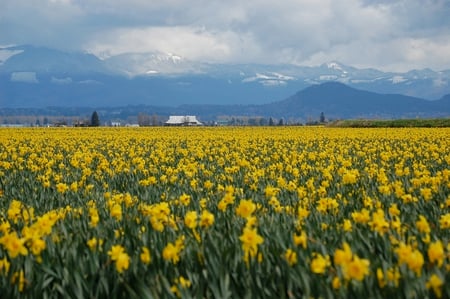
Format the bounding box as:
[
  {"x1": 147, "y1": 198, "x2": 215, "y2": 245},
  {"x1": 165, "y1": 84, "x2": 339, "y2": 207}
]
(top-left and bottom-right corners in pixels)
[{"x1": 0, "y1": 127, "x2": 449, "y2": 298}]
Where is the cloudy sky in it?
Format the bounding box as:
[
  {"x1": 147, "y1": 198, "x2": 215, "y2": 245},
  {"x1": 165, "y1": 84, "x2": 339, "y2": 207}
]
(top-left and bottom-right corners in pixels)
[{"x1": 1, "y1": 0, "x2": 449, "y2": 72}]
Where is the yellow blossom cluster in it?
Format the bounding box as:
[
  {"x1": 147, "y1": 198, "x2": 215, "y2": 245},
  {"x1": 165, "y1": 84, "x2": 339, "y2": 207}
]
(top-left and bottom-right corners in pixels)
[{"x1": 0, "y1": 126, "x2": 448, "y2": 298}]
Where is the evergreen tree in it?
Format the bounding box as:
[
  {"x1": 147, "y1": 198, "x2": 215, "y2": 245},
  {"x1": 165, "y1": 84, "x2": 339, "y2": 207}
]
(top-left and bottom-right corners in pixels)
[
  {"x1": 320, "y1": 112, "x2": 325, "y2": 123},
  {"x1": 91, "y1": 111, "x2": 100, "y2": 127}
]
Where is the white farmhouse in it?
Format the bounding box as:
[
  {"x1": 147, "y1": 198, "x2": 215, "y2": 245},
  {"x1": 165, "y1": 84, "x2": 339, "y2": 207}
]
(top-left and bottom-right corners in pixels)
[{"x1": 165, "y1": 116, "x2": 203, "y2": 126}]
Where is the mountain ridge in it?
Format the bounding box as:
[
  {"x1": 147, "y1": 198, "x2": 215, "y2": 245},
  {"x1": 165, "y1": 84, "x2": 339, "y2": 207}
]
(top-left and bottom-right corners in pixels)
[
  {"x1": 262, "y1": 82, "x2": 448, "y2": 119},
  {"x1": 0, "y1": 45, "x2": 450, "y2": 106},
  {"x1": 1, "y1": 82, "x2": 448, "y2": 123},
  {"x1": 1, "y1": 45, "x2": 450, "y2": 111}
]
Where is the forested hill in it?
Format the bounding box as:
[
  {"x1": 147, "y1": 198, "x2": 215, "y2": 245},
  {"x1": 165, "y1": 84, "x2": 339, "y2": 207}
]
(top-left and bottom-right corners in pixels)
[
  {"x1": 1, "y1": 82, "x2": 449, "y2": 123},
  {"x1": 259, "y1": 82, "x2": 450, "y2": 119}
]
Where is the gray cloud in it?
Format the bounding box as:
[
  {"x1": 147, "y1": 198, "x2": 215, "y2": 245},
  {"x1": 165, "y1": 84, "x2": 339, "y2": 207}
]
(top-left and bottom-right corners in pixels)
[{"x1": 1, "y1": 0, "x2": 449, "y2": 71}]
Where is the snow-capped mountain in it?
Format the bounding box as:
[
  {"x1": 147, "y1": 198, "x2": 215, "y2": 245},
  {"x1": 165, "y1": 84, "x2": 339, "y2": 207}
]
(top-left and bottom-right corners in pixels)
[
  {"x1": 0, "y1": 45, "x2": 110, "y2": 74},
  {"x1": 104, "y1": 52, "x2": 208, "y2": 76},
  {"x1": 0, "y1": 45, "x2": 449, "y2": 108}
]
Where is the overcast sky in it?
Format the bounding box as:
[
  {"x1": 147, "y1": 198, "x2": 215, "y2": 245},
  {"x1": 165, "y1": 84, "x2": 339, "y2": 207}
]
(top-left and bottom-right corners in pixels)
[{"x1": 1, "y1": 0, "x2": 449, "y2": 72}]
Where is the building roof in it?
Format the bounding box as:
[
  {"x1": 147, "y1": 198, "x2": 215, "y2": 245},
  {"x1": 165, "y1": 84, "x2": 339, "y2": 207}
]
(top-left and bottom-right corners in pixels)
[{"x1": 165, "y1": 115, "x2": 202, "y2": 125}]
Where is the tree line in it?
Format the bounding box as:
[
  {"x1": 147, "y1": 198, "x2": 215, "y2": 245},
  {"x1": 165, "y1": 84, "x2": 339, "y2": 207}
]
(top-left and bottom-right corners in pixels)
[{"x1": 0, "y1": 111, "x2": 327, "y2": 127}]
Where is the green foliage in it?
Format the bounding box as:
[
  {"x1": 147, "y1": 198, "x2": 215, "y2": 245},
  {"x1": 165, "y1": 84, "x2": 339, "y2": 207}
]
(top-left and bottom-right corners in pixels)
[
  {"x1": 328, "y1": 118, "x2": 450, "y2": 127},
  {"x1": 0, "y1": 127, "x2": 449, "y2": 298},
  {"x1": 90, "y1": 111, "x2": 100, "y2": 127}
]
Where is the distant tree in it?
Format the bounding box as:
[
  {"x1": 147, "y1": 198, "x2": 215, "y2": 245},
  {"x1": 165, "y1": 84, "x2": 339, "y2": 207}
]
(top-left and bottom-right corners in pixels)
[
  {"x1": 278, "y1": 118, "x2": 284, "y2": 126},
  {"x1": 151, "y1": 114, "x2": 159, "y2": 126},
  {"x1": 35, "y1": 118, "x2": 41, "y2": 127},
  {"x1": 91, "y1": 111, "x2": 100, "y2": 127},
  {"x1": 269, "y1": 117, "x2": 274, "y2": 126},
  {"x1": 320, "y1": 112, "x2": 325, "y2": 123},
  {"x1": 259, "y1": 118, "x2": 267, "y2": 126},
  {"x1": 138, "y1": 113, "x2": 150, "y2": 126},
  {"x1": 248, "y1": 118, "x2": 258, "y2": 126},
  {"x1": 43, "y1": 117, "x2": 49, "y2": 126}
]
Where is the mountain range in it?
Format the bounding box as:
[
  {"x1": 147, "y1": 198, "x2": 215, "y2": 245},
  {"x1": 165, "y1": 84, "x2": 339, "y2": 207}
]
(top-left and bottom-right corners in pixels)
[
  {"x1": 0, "y1": 45, "x2": 449, "y2": 122},
  {"x1": 1, "y1": 81, "x2": 449, "y2": 123}
]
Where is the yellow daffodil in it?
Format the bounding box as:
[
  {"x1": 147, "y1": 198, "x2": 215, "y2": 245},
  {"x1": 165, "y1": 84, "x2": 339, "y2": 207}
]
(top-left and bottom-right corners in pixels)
[
  {"x1": 200, "y1": 210, "x2": 215, "y2": 228},
  {"x1": 426, "y1": 274, "x2": 443, "y2": 298},
  {"x1": 140, "y1": 247, "x2": 151, "y2": 265},
  {"x1": 284, "y1": 248, "x2": 298, "y2": 266},
  {"x1": 0, "y1": 231, "x2": 28, "y2": 258},
  {"x1": 310, "y1": 253, "x2": 330, "y2": 274},
  {"x1": 236, "y1": 199, "x2": 256, "y2": 218},
  {"x1": 428, "y1": 240, "x2": 445, "y2": 267}
]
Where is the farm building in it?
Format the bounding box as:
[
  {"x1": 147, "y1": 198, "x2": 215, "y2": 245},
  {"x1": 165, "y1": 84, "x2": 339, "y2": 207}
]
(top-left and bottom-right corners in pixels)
[{"x1": 165, "y1": 115, "x2": 203, "y2": 126}]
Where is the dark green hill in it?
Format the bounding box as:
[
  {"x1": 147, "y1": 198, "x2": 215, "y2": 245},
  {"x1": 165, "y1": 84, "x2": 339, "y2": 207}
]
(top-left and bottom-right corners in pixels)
[
  {"x1": 1, "y1": 82, "x2": 448, "y2": 123},
  {"x1": 261, "y1": 82, "x2": 448, "y2": 119}
]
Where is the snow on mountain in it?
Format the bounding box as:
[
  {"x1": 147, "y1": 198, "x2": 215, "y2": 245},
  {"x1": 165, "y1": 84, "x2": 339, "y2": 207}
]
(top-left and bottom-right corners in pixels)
[
  {"x1": 433, "y1": 77, "x2": 447, "y2": 87},
  {"x1": 326, "y1": 62, "x2": 347, "y2": 73},
  {"x1": 350, "y1": 77, "x2": 386, "y2": 84},
  {"x1": 242, "y1": 72, "x2": 295, "y2": 86},
  {"x1": 104, "y1": 52, "x2": 206, "y2": 76},
  {"x1": 391, "y1": 76, "x2": 407, "y2": 84},
  {"x1": 319, "y1": 75, "x2": 338, "y2": 81},
  {"x1": 0, "y1": 45, "x2": 449, "y2": 104},
  {"x1": 10, "y1": 72, "x2": 38, "y2": 83},
  {"x1": 166, "y1": 53, "x2": 182, "y2": 64},
  {"x1": 0, "y1": 47, "x2": 23, "y2": 65},
  {"x1": 0, "y1": 45, "x2": 109, "y2": 75},
  {"x1": 51, "y1": 76, "x2": 73, "y2": 84}
]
